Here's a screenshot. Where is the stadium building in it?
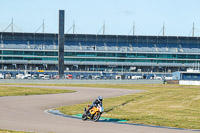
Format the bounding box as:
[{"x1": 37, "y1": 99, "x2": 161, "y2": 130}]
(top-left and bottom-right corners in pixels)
[{"x1": 0, "y1": 32, "x2": 200, "y2": 73}]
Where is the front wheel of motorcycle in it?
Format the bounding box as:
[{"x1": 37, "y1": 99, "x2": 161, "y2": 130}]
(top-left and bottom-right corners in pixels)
[
  {"x1": 82, "y1": 113, "x2": 88, "y2": 121},
  {"x1": 93, "y1": 112, "x2": 101, "y2": 122}
]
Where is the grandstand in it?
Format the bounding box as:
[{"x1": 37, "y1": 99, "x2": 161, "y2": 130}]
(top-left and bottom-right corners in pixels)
[{"x1": 0, "y1": 32, "x2": 200, "y2": 73}]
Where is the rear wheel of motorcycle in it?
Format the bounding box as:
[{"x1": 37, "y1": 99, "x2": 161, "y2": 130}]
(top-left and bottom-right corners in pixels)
[
  {"x1": 93, "y1": 112, "x2": 101, "y2": 122},
  {"x1": 82, "y1": 113, "x2": 87, "y2": 121}
]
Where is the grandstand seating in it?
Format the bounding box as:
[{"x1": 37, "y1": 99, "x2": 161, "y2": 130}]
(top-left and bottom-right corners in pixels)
[
  {"x1": 1, "y1": 38, "x2": 200, "y2": 53},
  {"x1": 2, "y1": 33, "x2": 200, "y2": 73}
]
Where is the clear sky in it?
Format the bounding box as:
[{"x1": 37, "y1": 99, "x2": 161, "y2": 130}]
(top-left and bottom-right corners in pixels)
[{"x1": 1, "y1": 0, "x2": 200, "y2": 36}]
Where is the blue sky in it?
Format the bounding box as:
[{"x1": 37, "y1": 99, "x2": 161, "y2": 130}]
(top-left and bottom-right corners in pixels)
[{"x1": 1, "y1": 0, "x2": 200, "y2": 36}]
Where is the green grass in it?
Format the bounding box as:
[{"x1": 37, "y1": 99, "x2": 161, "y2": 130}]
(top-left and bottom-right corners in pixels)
[
  {"x1": 0, "y1": 86, "x2": 75, "y2": 96},
  {"x1": 55, "y1": 84, "x2": 200, "y2": 130},
  {"x1": 1, "y1": 83, "x2": 200, "y2": 129}
]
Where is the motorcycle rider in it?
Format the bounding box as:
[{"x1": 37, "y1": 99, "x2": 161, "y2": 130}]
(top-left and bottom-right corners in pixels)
[{"x1": 87, "y1": 96, "x2": 103, "y2": 115}]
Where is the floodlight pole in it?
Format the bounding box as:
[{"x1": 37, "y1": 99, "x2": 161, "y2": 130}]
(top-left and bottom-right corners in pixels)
[
  {"x1": 73, "y1": 20, "x2": 75, "y2": 34},
  {"x1": 192, "y1": 22, "x2": 195, "y2": 37},
  {"x1": 103, "y1": 21, "x2": 105, "y2": 35},
  {"x1": 11, "y1": 18, "x2": 14, "y2": 33},
  {"x1": 163, "y1": 22, "x2": 165, "y2": 36},
  {"x1": 58, "y1": 10, "x2": 65, "y2": 79},
  {"x1": 133, "y1": 21, "x2": 135, "y2": 36}
]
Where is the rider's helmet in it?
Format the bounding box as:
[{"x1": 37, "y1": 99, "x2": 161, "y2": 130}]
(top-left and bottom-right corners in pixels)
[{"x1": 98, "y1": 96, "x2": 103, "y2": 102}]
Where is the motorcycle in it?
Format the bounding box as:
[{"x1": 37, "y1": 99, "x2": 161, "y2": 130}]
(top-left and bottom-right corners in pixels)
[{"x1": 82, "y1": 103, "x2": 104, "y2": 122}]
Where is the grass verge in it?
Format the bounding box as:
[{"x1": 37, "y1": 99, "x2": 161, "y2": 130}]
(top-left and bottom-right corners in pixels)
[
  {"x1": 0, "y1": 86, "x2": 75, "y2": 96},
  {"x1": 0, "y1": 129, "x2": 33, "y2": 133},
  {"x1": 55, "y1": 84, "x2": 200, "y2": 130}
]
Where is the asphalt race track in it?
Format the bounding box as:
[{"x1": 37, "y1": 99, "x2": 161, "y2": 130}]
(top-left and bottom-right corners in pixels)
[{"x1": 0, "y1": 85, "x2": 198, "y2": 133}]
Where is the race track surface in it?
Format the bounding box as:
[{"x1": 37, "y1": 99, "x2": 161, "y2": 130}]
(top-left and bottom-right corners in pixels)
[{"x1": 0, "y1": 85, "x2": 198, "y2": 133}]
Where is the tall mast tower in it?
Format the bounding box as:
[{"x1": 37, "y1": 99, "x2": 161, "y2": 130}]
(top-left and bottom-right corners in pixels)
[{"x1": 58, "y1": 10, "x2": 65, "y2": 79}]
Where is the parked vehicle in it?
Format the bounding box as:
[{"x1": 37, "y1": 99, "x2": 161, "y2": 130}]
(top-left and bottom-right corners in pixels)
[
  {"x1": 155, "y1": 76, "x2": 162, "y2": 80},
  {"x1": 115, "y1": 75, "x2": 121, "y2": 80},
  {"x1": 150, "y1": 75, "x2": 162, "y2": 80},
  {"x1": 11, "y1": 75, "x2": 16, "y2": 79},
  {"x1": 0, "y1": 73, "x2": 4, "y2": 79},
  {"x1": 80, "y1": 75, "x2": 84, "y2": 79},
  {"x1": 44, "y1": 74, "x2": 49, "y2": 80},
  {"x1": 16, "y1": 74, "x2": 24, "y2": 79},
  {"x1": 94, "y1": 75, "x2": 101, "y2": 79},
  {"x1": 32, "y1": 74, "x2": 38, "y2": 79},
  {"x1": 66, "y1": 75, "x2": 73, "y2": 79},
  {"x1": 131, "y1": 75, "x2": 143, "y2": 80},
  {"x1": 5, "y1": 73, "x2": 11, "y2": 79},
  {"x1": 164, "y1": 76, "x2": 172, "y2": 80},
  {"x1": 23, "y1": 74, "x2": 31, "y2": 79},
  {"x1": 39, "y1": 74, "x2": 44, "y2": 79},
  {"x1": 51, "y1": 75, "x2": 59, "y2": 79}
]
